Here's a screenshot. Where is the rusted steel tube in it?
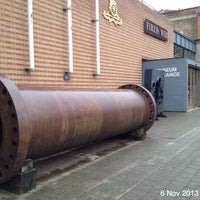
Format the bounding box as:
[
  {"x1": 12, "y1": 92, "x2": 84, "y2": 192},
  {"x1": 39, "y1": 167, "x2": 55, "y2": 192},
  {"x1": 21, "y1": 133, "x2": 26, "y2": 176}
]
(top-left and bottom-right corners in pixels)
[{"x1": 0, "y1": 74, "x2": 156, "y2": 183}]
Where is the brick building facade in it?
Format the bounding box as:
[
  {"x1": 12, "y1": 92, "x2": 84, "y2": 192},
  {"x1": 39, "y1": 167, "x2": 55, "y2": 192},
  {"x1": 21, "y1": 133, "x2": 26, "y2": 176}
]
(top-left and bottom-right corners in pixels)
[
  {"x1": 164, "y1": 7, "x2": 200, "y2": 62},
  {"x1": 0, "y1": 0, "x2": 174, "y2": 88}
]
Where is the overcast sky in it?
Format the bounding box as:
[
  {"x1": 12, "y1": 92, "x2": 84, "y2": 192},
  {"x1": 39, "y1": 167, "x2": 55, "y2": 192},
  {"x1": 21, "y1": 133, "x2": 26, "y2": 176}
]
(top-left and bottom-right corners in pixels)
[{"x1": 141, "y1": 0, "x2": 200, "y2": 11}]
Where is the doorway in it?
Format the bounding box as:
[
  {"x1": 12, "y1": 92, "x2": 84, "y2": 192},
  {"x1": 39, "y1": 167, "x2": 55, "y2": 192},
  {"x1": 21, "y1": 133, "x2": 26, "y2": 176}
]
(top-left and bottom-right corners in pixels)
[{"x1": 188, "y1": 67, "x2": 198, "y2": 110}]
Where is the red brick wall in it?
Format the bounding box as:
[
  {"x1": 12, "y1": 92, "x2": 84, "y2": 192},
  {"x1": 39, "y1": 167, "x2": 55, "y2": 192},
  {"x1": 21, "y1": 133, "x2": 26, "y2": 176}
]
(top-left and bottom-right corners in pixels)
[
  {"x1": 0, "y1": 0, "x2": 174, "y2": 89},
  {"x1": 197, "y1": 15, "x2": 200, "y2": 42},
  {"x1": 0, "y1": 1, "x2": 29, "y2": 82}
]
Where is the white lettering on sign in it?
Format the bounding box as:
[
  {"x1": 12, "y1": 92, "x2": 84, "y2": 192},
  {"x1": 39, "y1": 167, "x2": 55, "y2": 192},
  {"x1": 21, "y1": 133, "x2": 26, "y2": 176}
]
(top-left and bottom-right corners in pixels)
[{"x1": 157, "y1": 67, "x2": 180, "y2": 78}]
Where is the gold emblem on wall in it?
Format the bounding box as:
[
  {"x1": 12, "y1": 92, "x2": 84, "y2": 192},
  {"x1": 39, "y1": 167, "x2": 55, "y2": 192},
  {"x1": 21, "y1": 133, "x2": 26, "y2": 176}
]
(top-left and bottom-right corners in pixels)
[{"x1": 103, "y1": 0, "x2": 122, "y2": 26}]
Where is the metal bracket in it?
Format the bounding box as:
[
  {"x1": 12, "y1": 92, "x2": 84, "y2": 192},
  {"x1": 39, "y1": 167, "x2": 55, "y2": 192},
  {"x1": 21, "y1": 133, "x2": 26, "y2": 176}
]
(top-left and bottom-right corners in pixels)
[
  {"x1": 63, "y1": 7, "x2": 71, "y2": 12},
  {"x1": 24, "y1": 68, "x2": 34, "y2": 73},
  {"x1": 92, "y1": 19, "x2": 99, "y2": 23}
]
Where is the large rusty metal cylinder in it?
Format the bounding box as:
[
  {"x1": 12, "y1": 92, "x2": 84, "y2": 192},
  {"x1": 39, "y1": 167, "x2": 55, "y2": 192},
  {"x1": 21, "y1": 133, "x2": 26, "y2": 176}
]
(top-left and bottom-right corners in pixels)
[{"x1": 0, "y1": 74, "x2": 156, "y2": 183}]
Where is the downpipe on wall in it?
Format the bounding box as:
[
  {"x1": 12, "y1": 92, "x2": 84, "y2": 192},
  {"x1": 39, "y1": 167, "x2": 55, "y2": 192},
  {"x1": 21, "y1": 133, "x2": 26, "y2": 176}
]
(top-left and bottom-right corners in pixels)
[
  {"x1": 93, "y1": 0, "x2": 100, "y2": 76},
  {"x1": 25, "y1": 0, "x2": 35, "y2": 72}
]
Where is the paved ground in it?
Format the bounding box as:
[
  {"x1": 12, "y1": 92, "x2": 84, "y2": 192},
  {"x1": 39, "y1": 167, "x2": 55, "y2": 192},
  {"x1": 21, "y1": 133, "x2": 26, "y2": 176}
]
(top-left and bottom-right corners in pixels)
[{"x1": 1, "y1": 109, "x2": 200, "y2": 200}]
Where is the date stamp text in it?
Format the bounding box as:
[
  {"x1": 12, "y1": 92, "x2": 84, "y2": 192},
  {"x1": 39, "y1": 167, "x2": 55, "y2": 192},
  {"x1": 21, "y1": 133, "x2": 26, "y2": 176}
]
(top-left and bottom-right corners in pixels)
[{"x1": 160, "y1": 190, "x2": 199, "y2": 197}]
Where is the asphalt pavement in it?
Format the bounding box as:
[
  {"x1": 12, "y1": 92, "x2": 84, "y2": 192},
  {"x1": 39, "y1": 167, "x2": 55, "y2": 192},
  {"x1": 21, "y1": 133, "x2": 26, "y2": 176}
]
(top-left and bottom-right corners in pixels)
[{"x1": 1, "y1": 109, "x2": 200, "y2": 200}]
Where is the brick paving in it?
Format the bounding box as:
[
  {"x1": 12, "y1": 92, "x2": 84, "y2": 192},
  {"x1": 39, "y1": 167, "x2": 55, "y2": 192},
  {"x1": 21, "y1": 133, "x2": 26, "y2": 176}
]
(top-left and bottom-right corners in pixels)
[{"x1": 1, "y1": 109, "x2": 200, "y2": 200}]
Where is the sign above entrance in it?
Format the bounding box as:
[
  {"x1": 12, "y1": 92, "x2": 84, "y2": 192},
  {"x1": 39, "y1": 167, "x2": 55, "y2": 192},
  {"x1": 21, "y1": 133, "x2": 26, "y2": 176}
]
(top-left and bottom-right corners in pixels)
[
  {"x1": 144, "y1": 19, "x2": 168, "y2": 41},
  {"x1": 157, "y1": 67, "x2": 181, "y2": 78}
]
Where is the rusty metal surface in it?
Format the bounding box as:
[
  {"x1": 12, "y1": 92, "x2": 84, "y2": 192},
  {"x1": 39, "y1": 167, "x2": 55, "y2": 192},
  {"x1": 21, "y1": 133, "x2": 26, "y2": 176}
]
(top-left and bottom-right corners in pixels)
[
  {"x1": 0, "y1": 74, "x2": 156, "y2": 183},
  {"x1": 0, "y1": 75, "x2": 30, "y2": 184}
]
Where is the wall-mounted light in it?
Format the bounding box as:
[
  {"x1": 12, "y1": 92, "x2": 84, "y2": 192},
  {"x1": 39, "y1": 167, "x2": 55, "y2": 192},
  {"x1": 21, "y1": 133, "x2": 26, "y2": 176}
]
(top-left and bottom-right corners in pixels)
[{"x1": 63, "y1": 72, "x2": 71, "y2": 80}]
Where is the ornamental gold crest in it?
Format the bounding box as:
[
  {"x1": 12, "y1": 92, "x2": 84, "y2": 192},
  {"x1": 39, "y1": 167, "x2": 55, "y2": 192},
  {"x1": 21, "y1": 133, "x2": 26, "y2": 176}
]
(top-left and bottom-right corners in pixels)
[{"x1": 103, "y1": 0, "x2": 122, "y2": 26}]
